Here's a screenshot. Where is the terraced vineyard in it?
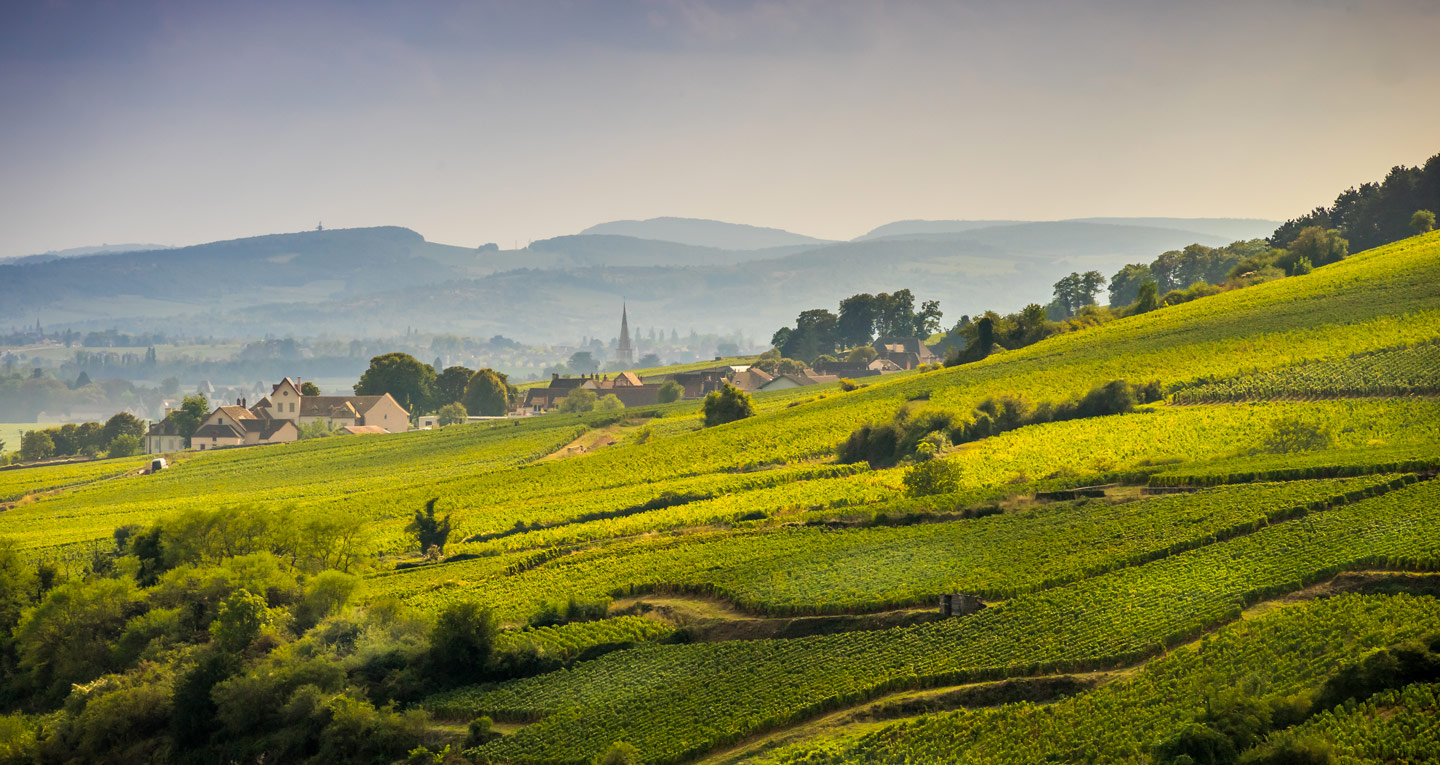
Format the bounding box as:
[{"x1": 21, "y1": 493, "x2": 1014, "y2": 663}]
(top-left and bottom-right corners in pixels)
[
  {"x1": 1172, "y1": 341, "x2": 1440, "y2": 403},
  {"x1": 433, "y1": 479, "x2": 1440, "y2": 763},
  {"x1": 750, "y1": 594, "x2": 1440, "y2": 764},
  {"x1": 376, "y1": 475, "x2": 1410, "y2": 621}
]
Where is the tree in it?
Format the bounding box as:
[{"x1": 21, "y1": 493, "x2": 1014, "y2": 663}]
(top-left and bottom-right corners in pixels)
[
  {"x1": 429, "y1": 601, "x2": 497, "y2": 683},
  {"x1": 1412, "y1": 209, "x2": 1436, "y2": 234},
  {"x1": 912, "y1": 299, "x2": 943, "y2": 337},
  {"x1": 0, "y1": 539, "x2": 35, "y2": 667},
  {"x1": 407, "y1": 498, "x2": 452, "y2": 554},
  {"x1": 108, "y1": 433, "x2": 141, "y2": 458},
  {"x1": 20, "y1": 430, "x2": 53, "y2": 462},
  {"x1": 1134, "y1": 281, "x2": 1160, "y2": 313},
  {"x1": 781, "y1": 309, "x2": 839, "y2": 361},
  {"x1": 436, "y1": 402, "x2": 468, "y2": 426},
  {"x1": 702, "y1": 383, "x2": 755, "y2": 427},
  {"x1": 976, "y1": 316, "x2": 996, "y2": 355},
  {"x1": 463, "y1": 368, "x2": 512, "y2": 416},
  {"x1": 166, "y1": 393, "x2": 210, "y2": 440},
  {"x1": 355, "y1": 352, "x2": 436, "y2": 415},
  {"x1": 568, "y1": 351, "x2": 599, "y2": 375},
  {"x1": 1108, "y1": 264, "x2": 1154, "y2": 307},
  {"x1": 102, "y1": 411, "x2": 144, "y2": 447},
  {"x1": 874, "y1": 290, "x2": 917, "y2": 336},
  {"x1": 846, "y1": 345, "x2": 878, "y2": 364},
  {"x1": 1287, "y1": 226, "x2": 1348, "y2": 268},
  {"x1": 72, "y1": 371, "x2": 91, "y2": 389},
  {"x1": 638, "y1": 353, "x2": 661, "y2": 367},
  {"x1": 434, "y1": 366, "x2": 475, "y2": 407},
  {"x1": 299, "y1": 381, "x2": 321, "y2": 397},
  {"x1": 597, "y1": 394, "x2": 624, "y2": 411},
  {"x1": 658, "y1": 380, "x2": 684, "y2": 404},
  {"x1": 209, "y1": 589, "x2": 274, "y2": 652},
  {"x1": 903, "y1": 458, "x2": 962, "y2": 498},
  {"x1": 836, "y1": 293, "x2": 879, "y2": 348}
]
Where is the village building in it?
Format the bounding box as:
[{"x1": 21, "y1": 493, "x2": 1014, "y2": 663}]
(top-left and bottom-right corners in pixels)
[
  {"x1": 873, "y1": 336, "x2": 938, "y2": 370},
  {"x1": 811, "y1": 357, "x2": 904, "y2": 378},
  {"x1": 758, "y1": 371, "x2": 841, "y2": 392},
  {"x1": 157, "y1": 377, "x2": 409, "y2": 452},
  {"x1": 615, "y1": 304, "x2": 635, "y2": 366},
  {"x1": 143, "y1": 418, "x2": 187, "y2": 453}
]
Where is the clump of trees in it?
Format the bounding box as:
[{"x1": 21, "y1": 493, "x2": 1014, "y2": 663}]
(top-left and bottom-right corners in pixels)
[
  {"x1": 1270, "y1": 151, "x2": 1440, "y2": 252},
  {"x1": 771, "y1": 289, "x2": 942, "y2": 362},
  {"x1": 0, "y1": 497, "x2": 565, "y2": 763},
  {"x1": 13, "y1": 411, "x2": 148, "y2": 463},
  {"x1": 840, "y1": 380, "x2": 1161, "y2": 467},
  {"x1": 355, "y1": 354, "x2": 517, "y2": 417}
]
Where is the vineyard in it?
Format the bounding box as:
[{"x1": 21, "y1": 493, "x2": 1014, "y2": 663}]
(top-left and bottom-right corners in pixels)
[
  {"x1": 750, "y1": 594, "x2": 1440, "y2": 764},
  {"x1": 433, "y1": 479, "x2": 1440, "y2": 763},
  {"x1": 375, "y1": 475, "x2": 1409, "y2": 621},
  {"x1": 1172, "y1": 341, "x2": 1440, "y2": 403},
  {"x1": 0, "y1": 231, "x2": 1437, "y2": 763}
]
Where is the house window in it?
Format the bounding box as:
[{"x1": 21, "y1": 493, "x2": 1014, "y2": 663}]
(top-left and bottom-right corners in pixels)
[{"x1": 289, "y1": 402, "x2": 296, "y2": 413}]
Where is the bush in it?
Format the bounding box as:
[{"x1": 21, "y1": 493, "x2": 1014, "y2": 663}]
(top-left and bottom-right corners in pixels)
[
  {"x1": 1238, "y1": 733, "x2": 1335, "y2": 765},
  {"x1": 837, "y1": 378, "x2": 859, "y2": 392},
  {"x1": 597, "y1": 394, "x2": 625, "y2": 411},
  {"x1": 596, "y1": 741, "x2": 640, "y2": 765},
  {"x1": 436, "y1": 402, "x2": 468, "y2": 426},
  {"x1": 701, "y1": 384, "x2": 755, "y2": 427},
  {"x1": 1412, "y1": 209, "x2": 1436, "y2": 234},
  {"x1": 107, "y1": 433, "x2": 141, "y2": 458},
  {"x1": 465, "y1": 716, "x2": 501, "y2": 748},
  {"x1": 560, "y1": 388, "x2": 598, "y2": 414},
  {"x1": 903, "y1": 459, "x2": 962, "y2": 498},
  {"x1": 1151, "y1": 723, "x2": 1237, "y2": 765},
  {"x1": 210, "y1": 589, "x2": 275, "y2": 653},
  {"x1": 657, "y1": 380, "x2": 684, "y2": 404},
  {"x1": 429, "y1": 601, "x2": 497, "y2": 685},
  {"x1": 407, "y1": 498, "x2": 452, "y2": 554}
]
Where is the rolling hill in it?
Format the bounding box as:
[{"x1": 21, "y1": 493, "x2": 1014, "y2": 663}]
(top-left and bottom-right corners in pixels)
[{"x1": 0, "y1": 230, "x2": 1436, "y2": 763}]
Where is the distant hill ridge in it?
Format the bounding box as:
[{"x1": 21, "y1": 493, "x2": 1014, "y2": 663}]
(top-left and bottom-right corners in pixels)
[
  {"x1": 578, "y1": 217, "x2": 833, "y2": 250},
  {"x1": 858, "y1": 217, "x2": 1279, "y2": 243}
]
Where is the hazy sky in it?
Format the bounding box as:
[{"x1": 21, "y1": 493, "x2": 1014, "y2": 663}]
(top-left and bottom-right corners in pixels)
[{"x1": 3, "y1": 0, "x2": 1438, "y2": 256}]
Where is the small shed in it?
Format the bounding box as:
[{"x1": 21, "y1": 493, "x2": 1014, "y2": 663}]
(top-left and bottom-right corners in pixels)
[{"x1": 939, "y1": 593, "x2": 985, "y2": 618}]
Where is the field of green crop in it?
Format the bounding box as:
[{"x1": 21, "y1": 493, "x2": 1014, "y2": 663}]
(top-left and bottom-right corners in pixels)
[{"x1": 1, "y1": 232, "x2": 1437, "y2": 764}]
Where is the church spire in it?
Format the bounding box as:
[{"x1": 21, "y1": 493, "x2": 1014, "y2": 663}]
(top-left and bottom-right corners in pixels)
[{"x1": 616, "y1": 303, "x2": 635, "y2": 366}]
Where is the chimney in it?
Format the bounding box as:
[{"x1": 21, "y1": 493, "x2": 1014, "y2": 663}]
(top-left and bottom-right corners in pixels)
[{"x1": 552, "y1": 373, "x2": 559, "y2": 381}]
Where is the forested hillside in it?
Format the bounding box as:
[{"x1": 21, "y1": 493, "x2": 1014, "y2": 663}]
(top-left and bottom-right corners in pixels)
[{"x1": 0, "y1": 228, "x2": 1437, "y2": 763}]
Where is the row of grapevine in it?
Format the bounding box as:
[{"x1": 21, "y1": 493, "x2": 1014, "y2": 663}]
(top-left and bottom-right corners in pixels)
[
  {"x1": 1278, "y1": 682, "x2": 1440, "y2": 763},
  {"x1": 1171, "y1": 341, "x2": 1440, "y2": 404},
  {"x1": 752, "y1": 595, "x2": 1440, "y2": 764},
  {"x1": 494, "y1": 616, "x2": 675, "y2": 663},
  {"x1": 425, "y1": 479, "x2": 1440, "y2": 764},
  {"x1": 376, "y1": 475, "x2": 1408, "y2": 622},
  {"x1": 1148, "y1": 441, "x2": 1440, "y2": 487}
]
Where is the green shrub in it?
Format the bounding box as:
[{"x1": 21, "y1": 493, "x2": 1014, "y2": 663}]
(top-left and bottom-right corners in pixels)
[
  {"x1": 903, "y1": 459, "x2": 962, "y2": 498},
  {"x1": 702, "y1": 384, "x2": 755, "y2": 427}
]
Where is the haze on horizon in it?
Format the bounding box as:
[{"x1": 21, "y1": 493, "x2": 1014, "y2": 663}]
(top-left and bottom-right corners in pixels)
[{"x1": 2, "y1": 0, "x2": 1438, "y2": 258}]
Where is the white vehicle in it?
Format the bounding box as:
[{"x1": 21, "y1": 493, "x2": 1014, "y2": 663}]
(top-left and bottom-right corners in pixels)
[{"x1": 148, "y1": 458, "x2": 168, "y2": 474}]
